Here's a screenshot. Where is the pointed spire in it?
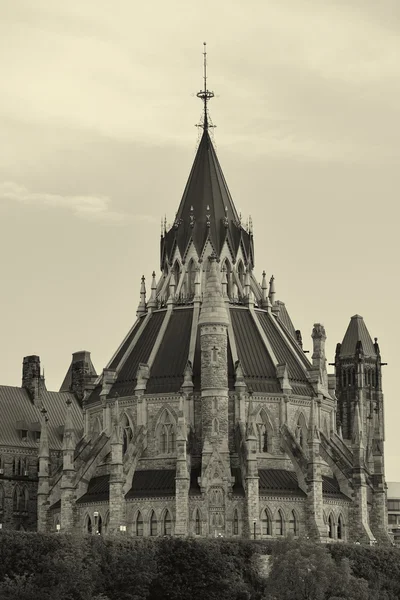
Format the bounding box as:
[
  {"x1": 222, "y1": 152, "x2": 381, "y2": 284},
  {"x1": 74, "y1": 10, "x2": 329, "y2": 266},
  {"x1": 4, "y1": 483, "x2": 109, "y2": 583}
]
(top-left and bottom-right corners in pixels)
[
  {"x1": 268, "y1": 275, "x2": 276, "y2": 305},
  {"x1": 147, "y1": 271, "x2": 157, "y2": 308},
  {"x1": 261, "y1": 271, "x2": 268, "y2": 302},
  {"x1": 196, "y1": 42, "x2": 214, "y2": 132},
  {"x1": 137, "y1": 275, "x2": 147, "y2": 316}
]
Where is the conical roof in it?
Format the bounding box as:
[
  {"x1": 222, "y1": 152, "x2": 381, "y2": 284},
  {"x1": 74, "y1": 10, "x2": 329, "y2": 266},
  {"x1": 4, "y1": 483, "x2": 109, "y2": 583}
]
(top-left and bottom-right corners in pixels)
[
  {"x1": 161, "y1": 129, "x2": 253, "y2": 264},
  {"x1": 339, "y1": 314, "x2": 376, "y2": 358}
]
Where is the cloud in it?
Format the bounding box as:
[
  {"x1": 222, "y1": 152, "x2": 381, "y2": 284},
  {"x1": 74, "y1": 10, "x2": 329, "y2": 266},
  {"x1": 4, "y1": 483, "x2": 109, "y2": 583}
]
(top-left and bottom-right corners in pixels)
[{"x1": 0, "y1": 181, "x2": 154, "y2": 224}]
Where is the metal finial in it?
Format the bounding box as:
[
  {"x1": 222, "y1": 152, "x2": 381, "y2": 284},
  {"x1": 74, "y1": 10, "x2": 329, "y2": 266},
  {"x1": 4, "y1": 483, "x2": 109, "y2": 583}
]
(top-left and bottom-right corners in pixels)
[{"x1": 196, "y1": 42, "x2": 215, "y2": 131}]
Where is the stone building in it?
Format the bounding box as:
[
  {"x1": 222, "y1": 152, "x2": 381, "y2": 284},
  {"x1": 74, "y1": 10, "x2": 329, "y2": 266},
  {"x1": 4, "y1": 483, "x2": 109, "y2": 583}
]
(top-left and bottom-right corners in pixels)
[
  {"x1": 4, "y1": 55, "x2": 390, "y2": 543},
  {"x1": 0, "y1": 353, "x2": 95, "y2": 531}
]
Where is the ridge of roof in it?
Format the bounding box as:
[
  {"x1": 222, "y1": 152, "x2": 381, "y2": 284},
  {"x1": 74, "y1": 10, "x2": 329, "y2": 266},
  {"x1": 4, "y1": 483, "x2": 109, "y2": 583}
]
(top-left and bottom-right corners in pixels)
[{"x1": 340, "y1": 314, "x2": 376, "y2": 358}]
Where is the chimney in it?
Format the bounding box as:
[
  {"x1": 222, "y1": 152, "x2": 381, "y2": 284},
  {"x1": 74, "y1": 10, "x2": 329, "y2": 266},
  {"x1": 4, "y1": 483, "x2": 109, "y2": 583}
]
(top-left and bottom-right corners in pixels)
[
  {"x1": 22, "y1": 355, "x2": 44, "y2": 404},
  {"x1": 70, "y1": 351, "x2": 96, "y2": 401}
]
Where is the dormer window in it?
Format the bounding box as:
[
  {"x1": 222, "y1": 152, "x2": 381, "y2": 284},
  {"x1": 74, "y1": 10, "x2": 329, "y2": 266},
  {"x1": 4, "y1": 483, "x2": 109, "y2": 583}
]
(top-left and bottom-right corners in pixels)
[{"x1": 21, "y1": 430, "x2": 28, "y2": 441}]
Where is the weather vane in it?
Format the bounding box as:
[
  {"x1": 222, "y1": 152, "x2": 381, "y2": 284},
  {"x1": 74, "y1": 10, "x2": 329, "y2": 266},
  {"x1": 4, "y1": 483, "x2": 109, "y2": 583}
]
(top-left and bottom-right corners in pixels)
[{"x1": 196, "y1": 42, "x2": 215, "y2": 131}]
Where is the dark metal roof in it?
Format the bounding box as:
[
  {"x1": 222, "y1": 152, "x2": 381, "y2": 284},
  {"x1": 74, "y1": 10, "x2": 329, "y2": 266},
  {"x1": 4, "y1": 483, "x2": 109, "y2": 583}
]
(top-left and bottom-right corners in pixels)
[
  {"x1": 76, "y1": 475, "x2": 110, "y2": 504},
  {"x1": 146, "y1": 309, "x2": 193, "y2": 394},
  {"x1": 322, "y1": 475, "x2": 350, "y2": 499},
  {"x1": 161, "y1": 130, "x2": 253, "y2": 264},
  {"x1": 259, "y1": 469, "x2": 306, "y2": 496},
  {"x1": 125, "y1": 470, "x2": 176, "y2": 498},
  {"x1": 339, "y1": 315, "x2": 376, "y2": 358},
  {"x1": 108, "y1": 317, "x2": 145, "y2": 370},
  {"x1": 0, "y1": 386, "x2": 82, "y2": 449},
  {"x1": 256, "y1": 312, "x2": 312, "y2": 390},
  {"x1": 231, "y1": 308, "x2": 281, "y2": 393},
  {"x1": 275, "y1": 301, "x2": 297, "y2": 339},
  {"x1": 109, "y1": 311, "x2": 166, "y2": 398}
]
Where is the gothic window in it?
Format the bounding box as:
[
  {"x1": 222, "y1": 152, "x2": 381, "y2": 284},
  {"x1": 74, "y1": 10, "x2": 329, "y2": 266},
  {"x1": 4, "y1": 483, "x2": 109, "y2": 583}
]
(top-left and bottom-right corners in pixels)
[
  {"x1": 371, "y1": 370, "x2": 376, "y2": 388},
  {"x1": 211, "y1": 346, "x2": 218, "y2": 364},
  {"x1": 261, "y1": 509, "x2": 271, "y2": 536},
  {"x1": 136, "y1": 511, "x2": 144, "y2": 537},
  {"x1": 341, "y1": 370, "x2": 346, "y2": 387},
  {"x1": 55, "y1": 517, "x2": 60, "y2": 532},
  {"x1": 337, "y1": 514, "x2": 344, "y2": 540},
  {"x1": 92, "y1": 416, "x2": 102, "y2": 438},
  {"x1": 157, "y1": 410, "x2": 176, "y2": 454},
  {"x1": 173, "y1": 261, "x2": 180, "y2": 288},
  {"x1": 12, "y1": 458, "x2": 16, "y2": 475},
  {"x1": 97, "y1": 514, "x2": 103, "y2": 535},
  {"x1": 195, "y1": 510, "x2": 201, "y2": 535},
  {"x1": 103, "y1": 512, "x2": 109, "y2": 535},
  {"x1": 0, "y1": 485, "x2": 4, "y2": 510},
  {"x1": 328, "y1": 513, "x2": 334, "y2": 539},
  {"x1": 23, "y1": 487, "x2": 29, "y2": 511},
  {"x1": 187, "y1": 259, "x2": 196, "y2": 296},
  {"x1": 275, "y1": 510, "x2": 284, "y2": 536},
  {"x1": 351, "y1": 368, "x2": 356, "y2": 386},
  {"x1": 256, "y1": 421, "x2": 269, "y2": 453},
  {"x1": 233, "y1": 509, "x2": 239, "y2": 535},
  {"x1": 86, "y1": 515, "x2": 92, "y2": 534},
  {"x1": 0, "y1": 455, "x2": 4, "y2": 473},
  {"x1": 163, "y1": 510, "x2": 172, "y2": 536},
  {"x1": 288, "y1": 510, "x2": 297, "y2": 536},
  {"x1": 150, "y1": 511, "x2": 157, "y2": 536},
  {"x1": 296, "y1": 413, "x2": 307, "y2": 449},
  {"x1": 212, "y1": 418, "x2": 219, "y2": 435},
  {"x1": 237, "y1": 261, "x2": 245, "y2": 289},
  {"x1": 13, "y1": 486, "x2": 20, "y2": 511},
  {"x1": 121, "y1": 413, "x2": 133, "y2": 455}
]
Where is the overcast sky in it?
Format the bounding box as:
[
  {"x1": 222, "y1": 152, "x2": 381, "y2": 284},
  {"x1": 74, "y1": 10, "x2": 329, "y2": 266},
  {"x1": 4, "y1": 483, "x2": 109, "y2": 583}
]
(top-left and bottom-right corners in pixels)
[{"x1": 1, "y1": 0, "x2": 399, "y2": 480}]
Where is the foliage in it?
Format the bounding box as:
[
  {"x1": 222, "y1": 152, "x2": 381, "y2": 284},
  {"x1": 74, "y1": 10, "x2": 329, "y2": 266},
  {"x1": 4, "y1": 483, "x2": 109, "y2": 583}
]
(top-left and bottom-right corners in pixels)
[{"x1": 0, "y1": 531, "x2": 399, "y2": 600}]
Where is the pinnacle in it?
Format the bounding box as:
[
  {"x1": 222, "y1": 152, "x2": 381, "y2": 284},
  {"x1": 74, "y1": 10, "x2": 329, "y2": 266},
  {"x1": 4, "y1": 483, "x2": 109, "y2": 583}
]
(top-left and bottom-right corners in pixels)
[{"x1": 198, "y1": 256, "x2": 229, "y2": 327}]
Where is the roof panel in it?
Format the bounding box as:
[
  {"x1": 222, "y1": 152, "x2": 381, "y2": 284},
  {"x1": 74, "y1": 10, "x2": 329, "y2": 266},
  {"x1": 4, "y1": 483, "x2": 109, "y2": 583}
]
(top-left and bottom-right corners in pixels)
[
  {"x1": 146, "y1": 308, "x2": 193, "y2": 394},
  {"x1": 125, "y1": 469, "x2": 176, "y2": 498},
  {"x1": 76, "y1": 474, "x2": 110, "y2": 503},
  {"x1": 340, "y1": 315, "x2": 376, "y2": 358},
  {"x1": 108, "y1": 317, "x2": 145, "y2": 370},
  {"x1": 110, "y1": 311, "x2": 167, "y2": 397},
  {"x1": 258, "y1": 469, "x2": 306, "y2": 496}
]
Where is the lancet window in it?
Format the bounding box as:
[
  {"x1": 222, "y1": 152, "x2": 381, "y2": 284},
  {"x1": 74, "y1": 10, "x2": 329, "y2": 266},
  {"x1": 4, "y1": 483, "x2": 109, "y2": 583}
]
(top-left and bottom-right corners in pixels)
[
  {"x1": 163, "y1": 510, "x2": 172, "y2": 536},
  {"x1": 288, "y1": 510, "x2": 298, "y2": 536},
  {"x1": 195, "y1": 510, "x2": 201, "y2": 535},
  {"x1": 275, "y1": 510, "x2": 284, "y2": 536},
  {"x1": 121, "y1": 413, "x2": 133, "y2": 455},
  {"x1": 150, "y1": 511, "x2": 158, "y2": 536},
  {"x1": 136, "y1": 511, "x2": 144, "y2": 537},
  {"x1": 157, "y1": 410, "x2": 176, "y2": 455},
  {"x1": 233, "y1": 509, "x2": 239, "y2": 535},
  {"x1": 261, "y1": 509, "x2": 271, "y2": 536}
]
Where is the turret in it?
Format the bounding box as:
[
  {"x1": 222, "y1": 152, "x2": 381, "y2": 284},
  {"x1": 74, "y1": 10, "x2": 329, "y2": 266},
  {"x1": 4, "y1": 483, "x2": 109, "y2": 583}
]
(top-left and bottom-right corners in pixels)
[
  {"x1": 37, "y1": 408, "x2": 50, "y2": 532},
  {"x1": 60, "y1": 398, "x2": 76, "y2": 532},
  {"x1": 108, "y1": 398, "x2": 125, "y2": 534}
]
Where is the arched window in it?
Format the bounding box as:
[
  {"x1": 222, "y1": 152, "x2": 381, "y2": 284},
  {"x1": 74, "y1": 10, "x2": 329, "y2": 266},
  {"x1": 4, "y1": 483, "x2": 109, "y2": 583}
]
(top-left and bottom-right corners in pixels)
[
  {"x1": 222, "y1": 259, "x2": 233, "y2": 298},
  {"x1": 187, "y1": 259, "x2": 196, "y2": 296},
  {"x1": 13, "y1": 486, "x2": 20, "y2": 511},
  {"x1": 288, "y1": 510, "x2": 297, "y2": 536},
  {"x1": 163, "y1": 510, "x2": 172, "y2": 536},
  {"x1": 337, "y1": 514, "x2": 344, "y2": 540},
  {"x1": 55, "y1": 517, "x2": 60, "y2": 532},
  {"x1": 103, "y1": 512, "x2": 109, "y2": 535},
  {"x1": 0, "y1": 485, "x2": 4, "y2": 510},
  {"x1": 173, "y1": 261, "x2": 180, "y2": 288},
  {"x1": 371, "y1": 370, "x2": 376, "y2": 388},
  {"x1": 275, "y1": 510, "x2": 284, "y2": 536},
  {"x1": 121, "y1": 413, "x2": 133, "y2": 455},
  {"x1": 86, "y1": 515, "x2": 92, "y2": 534},
  {"x1": 233, "y1": 509, "x2": 239, "y2": 535},
  {"x1": 92, "y1": 416, "x2": 102, "y2": 438},
  {"x1": 150, "y1": 511, "x2": 157, "y2": 536},
  {"x1": 12, "y1": 458, "x2": 17, "y2": 475},
  {"x1": 97, "y1": 514, "x2": 103, "y2": 535},
  {"x1": 256, "y1": 411, "x2": 271, "y2": 453},
  {"x1": 136, "y1": 511, "x2": 144, "y2": 537},
  {"x1": 261, "y1": 509, "x2": 271, "y2": 537},
  {"x1": 328, "y1": 513, "x2": 334, "y2": 539},
  {"x1": 195, "y1": 510, "x2": 201, "y2": 535},
  {"x1": 237, "y1": 261, "x2": 245, "y2": 289},
  {"x1": 23, "y1": 487, "x2": 29, "y2": 511},
  {"x1": 157, "y1": 410, "x2": 176, "y2": 455}
]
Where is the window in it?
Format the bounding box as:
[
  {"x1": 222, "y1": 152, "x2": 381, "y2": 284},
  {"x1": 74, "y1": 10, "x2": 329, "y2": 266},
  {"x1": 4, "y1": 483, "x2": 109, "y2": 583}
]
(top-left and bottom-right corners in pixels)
[
  {"x1": 136, "y1": 512, "x2": 143, "y2": 536},
  {"x1": 163, "y1": 510, "x2": 172, "y2": 536},
  {"x1": 187, "y1": 260, "x2": 196, "y2": 296},
  {"x1": 296, "y1": 414, "x2": 307, "y2": 449},
  {"x1": 195, "y1": 510, "x2": 201, "y2": 535},
  {"x1": 288, "y1": 511, "x2": 297, "y2": 536},
  {"x1": 103, "y1": 512, "x2": 109, "y2": 535},
  {"x1": 150, "y1": 511, "x2": 157, "y2": 536},
  {"x1": 389, "y1": 514, "x2": 397, "y2": 525},
  {"x1": 337, "y1": 514, "x2": 344, "y2": 540},
  {"x1": 173, "y1": 261, "x2": 180, "y2": 288},
  {"x1": 13, "y1": 486, "x2": 20, "y2": 511},
  {"x1": 237, "y1": 262, "x2": 245, "y2": 287},
  {"x1": 0, "y1": 485, "x2": 4, "y2": 510},
  {"x1": 23, "y1": 487, "x2": 29, "y2": 511},
  {"x1": 35, "y1": 431, "x2": 41, "y2": 442},
  {"x1": 21, "y1": 430, "x2": 28, "y2": 441},
  {"x1": 388, "y1": 500, "x2": 400, "y2": 512},
  {"x1": 157, "y1": 411, "x2": 176, "y2": 454},
  {"x1": 256, "y1": 422, "x2": 269, "y2": 453},
  {"x1": 328, "y1": 514, "x2": 334, "y2": 539},
  {"x1": 275, "y1": 510, "x2": 284, "y2": 536},
  {"x1": 212, "y1": 418, "x2": 219, "y2": 435},
  {"x1": 121, "y1": 414, "x2": 133, "y2": 455},
  {"x1": 261, "y1": 510, "x2": 271, "y2": 536},
  {"x1": 97, "y1": 514, "x2": 103, "y2": 535},
  {"x1": 233, "y1": 510, "x2": 239, "y2": 535},
  {"x1": 86, "y1": 516, "x2": 92, "y2": 534}
]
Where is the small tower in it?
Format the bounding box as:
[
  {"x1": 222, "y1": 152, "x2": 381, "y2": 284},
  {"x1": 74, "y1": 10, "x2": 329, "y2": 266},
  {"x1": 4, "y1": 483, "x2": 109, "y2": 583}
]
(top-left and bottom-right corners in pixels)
[
  {"x1": 108, "y1": 398, "x2": 125, "y2": 534},
  {"x1": 60, "y1": 399, "x2": 76, "y2": 532},
  {"x1": 175, "y1": 397, "x2": 190, "y2": 536},
  {"x1": 306, "y1": 397, "x2": 327, "y2": 541},
  {"x1": 37, "y1": 408, "x2": 50, "y2": 533},
  {"x1": 198, "y1": 254, "x2": 231, "y2": 536},
  {"x1": 245, "y1": 393, "x2": 260, "y2": 538}
]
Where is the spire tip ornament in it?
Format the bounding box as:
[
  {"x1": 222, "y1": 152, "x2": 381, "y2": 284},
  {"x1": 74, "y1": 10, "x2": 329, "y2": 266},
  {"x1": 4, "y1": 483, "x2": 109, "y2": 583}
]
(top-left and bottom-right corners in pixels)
[{"x1": 196, "y1": 42, "x2": 215, "y2": 131}]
